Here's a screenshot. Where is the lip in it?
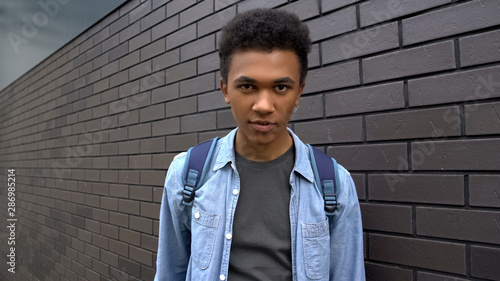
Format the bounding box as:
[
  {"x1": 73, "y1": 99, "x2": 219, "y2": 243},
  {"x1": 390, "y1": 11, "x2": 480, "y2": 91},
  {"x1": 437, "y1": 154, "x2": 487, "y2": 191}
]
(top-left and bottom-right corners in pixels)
[{"x1": 249, "y1": 120, "x2": 275, "y2": 132}]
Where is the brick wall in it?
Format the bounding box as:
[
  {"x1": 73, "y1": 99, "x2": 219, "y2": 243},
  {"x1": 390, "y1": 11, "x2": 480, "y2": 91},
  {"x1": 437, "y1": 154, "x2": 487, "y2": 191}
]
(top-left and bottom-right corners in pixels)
[{"x1": 0, "y1": 0, "x2": 499, "y2": 280}]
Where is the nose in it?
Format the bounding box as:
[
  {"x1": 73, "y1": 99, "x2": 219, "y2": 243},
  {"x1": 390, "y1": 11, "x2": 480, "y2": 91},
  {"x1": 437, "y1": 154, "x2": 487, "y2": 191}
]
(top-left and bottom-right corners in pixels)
[{"x1": 252, "y1": 91, "x2": 275, "y2": 114}]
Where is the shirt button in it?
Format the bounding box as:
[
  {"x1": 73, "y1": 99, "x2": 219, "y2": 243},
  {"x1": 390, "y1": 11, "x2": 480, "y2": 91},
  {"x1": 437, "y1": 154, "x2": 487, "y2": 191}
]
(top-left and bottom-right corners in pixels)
[
  {"x1": 220, "y1": 274, "x2": 226, "y2": 280},
  {"x1": 194, "y1": 212, "x2": 200, "y2": 219},
  {"x1": 232, "y1": 189, "x2": 239, "y2": 195},
  {"x1": 225, "y1": 233, "x2": 232, "y2": 240}
]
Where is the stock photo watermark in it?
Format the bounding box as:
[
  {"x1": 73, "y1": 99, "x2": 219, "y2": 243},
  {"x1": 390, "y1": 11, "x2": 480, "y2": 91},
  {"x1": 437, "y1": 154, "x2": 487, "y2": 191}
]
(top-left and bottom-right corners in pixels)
[
  {"x1": 7, "y1": 0, "x2": 71, "y2": 54},
  {"x1": 385, "y1": 73, "x2": 500, "y2": 190},
  {"x1": 51, "y1": 64, "x2": 164, "y2": 178},
  {"x1": 6, "y1": 169, "x2": 16, "y2": 274}
]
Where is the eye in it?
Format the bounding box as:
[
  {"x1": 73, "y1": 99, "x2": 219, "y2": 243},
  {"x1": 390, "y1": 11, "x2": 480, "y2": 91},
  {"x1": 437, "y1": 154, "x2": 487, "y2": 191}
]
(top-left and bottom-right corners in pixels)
[
  {"x1": 275, "y1": 85, "x2": 288, "y2": 92},
  {"x1": 239, "y1": 84, "x2": 254, "y2": 91}
]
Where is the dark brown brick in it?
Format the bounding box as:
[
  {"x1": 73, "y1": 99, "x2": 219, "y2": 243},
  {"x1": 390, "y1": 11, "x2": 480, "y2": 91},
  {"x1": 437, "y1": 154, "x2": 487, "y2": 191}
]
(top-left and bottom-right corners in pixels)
[
  {"x1": 294, "y1": 117, "x2": 363, "y2": 144},
  {"x1": 152, "y1": 83, "x2": 179, "y2": 104},
  {"x1": 166, "y1": 0, "x2": 196, "y2": 17},
  {"x1": 323, "y1": 22, "x2": 399, "y2": 64},
  {"x1": 360, "y1": 203, "x2": 413, "y2": 234},
  {"x1": 179, "y1": 0, "x2": 213, "y2": 27},
  {"x1": 197, "y1": 6, "x2": 236, "y2": 37},
  {"x1": 198, "y1": 91, "x2": 228, "y2": 112},
  {"x1": 471, "y1": 245, "x2": 500, "y2": 281},
  {"x1": 360, "y1": 0, "x2": 448, "y2": 27},
  {"x1": 365, "y1": 262, "x2": 413, "y2": 281},
  {"x1": 180, "y1": 73, "x2": 215, "y2": 97},
  {"x1": 363, "y1": 41, "x2": 455, "y2": 83},
  {"x1": 140, "y1": 171, "x2": 165, "y2": 187},
  {"x1": 403, "y1": 0, "x2": 500, "y2": 45},
  {"x1": 140, "y1": 136, "x2": 166, "y2": 153},
  {"x1": 165, "y1": 60, "x2": 196, "y2": 83},
  {"x1": 460, "y1": 29, "x2": 500, "y2": 67},
  {"x1": 416, "y1": 207, "x2": 500, "y2": 244},
  {"x1": 129, "y1": 245, "x2": 153, "y2": 266},
  {"x1": 165, "y1": 96, "x2": 197, "y2": 117},
  {"x1": 290, "y1": 94, "x2": 323, "y2": 121},
  {"x1": 140, "y1": 5, "x2": 165, "y2": 31},
  {"x1": 411, "y1": 139, "x2": 500, "y2": 171},
  {"x1": 369, "y1": 174, "x2": 464, "y2": 205},
  {"x1": 152, "y1": 118, "x2": 180, "y2": 136},
  {"x1": 326, "y1": 82, "x2": 404, "y2": 117},
  {"x1": 327, "y1": 143, "x2": 408, "y2": 171},
  {"x1": 369, "y1": 234, "x2": 466, "y2": 274},
  {"x1": 465, "y1": 101, "x2": 500, "y2": 136},
  {"x1": 166, "y1": 133, "x2": 198, "y2": 152},
  {"x1": 152, "y1": 15, "x2": 179, "y2": 41},
  {"x1": 408, "y1": 65, "x2": 500, "y2": 107},
  {"x1": 308, "y1": 6, "x2": 356, "y2": 42},
  {"x1": 366, "y1": 106, "x2": 461, "y2": 141},
  {"x1": 417, "y1": 271, "x2": 469, "y2": 281},
  {"x1": 279, "y1": 0, "x2": 319, "y2": 21},
  {"x1": 181, "y1": 112, "x2": 216, "y2": 133},
  {"x1": 469, "y1": 175, "x2": 500, "y2": 208},
  {"x1": 166, "y1": 23, "x2": 196, "y2": 50},
  {"x1": 141, "y1": 38, "x2": 165, "y2": 61},
  {"x1": 129, "y1": 155, "x2": 152, "y2": 169},
  {"x1": 130, "y1": 185, "x2": 153, "y2": 202},
  {"x1": 140, "y1": 103, "x2": 164, "y2": 122},
  {"x1": 303, "y1": 61, "x2": 359, "y2": 94}
]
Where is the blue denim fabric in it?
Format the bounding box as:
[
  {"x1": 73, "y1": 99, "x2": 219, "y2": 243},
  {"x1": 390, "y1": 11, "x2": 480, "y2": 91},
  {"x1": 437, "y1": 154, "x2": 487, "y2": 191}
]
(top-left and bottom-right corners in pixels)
[{"x1": 155, "y1": 128, "x2": 365, "y2": 281}]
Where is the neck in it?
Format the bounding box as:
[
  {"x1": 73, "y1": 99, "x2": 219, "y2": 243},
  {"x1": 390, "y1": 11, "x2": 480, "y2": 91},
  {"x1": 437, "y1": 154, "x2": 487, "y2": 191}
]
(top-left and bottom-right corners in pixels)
[{"x1": 234, "y1": 130, "x2": 293, "y2": 162}]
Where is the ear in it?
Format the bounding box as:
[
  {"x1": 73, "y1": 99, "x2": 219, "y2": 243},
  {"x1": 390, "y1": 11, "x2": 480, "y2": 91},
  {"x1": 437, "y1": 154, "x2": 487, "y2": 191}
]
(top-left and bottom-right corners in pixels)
[
  {"x1": 220, "y1": 78, "x2": 230, "y2": 104},
  {"x1": 295, "y1": 82, "x2": 305, "y2": 106}
]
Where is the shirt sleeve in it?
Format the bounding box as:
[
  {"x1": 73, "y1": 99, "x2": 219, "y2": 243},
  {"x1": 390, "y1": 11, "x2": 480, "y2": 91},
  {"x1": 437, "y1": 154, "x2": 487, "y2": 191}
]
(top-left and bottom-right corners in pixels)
[
  {"x1": 154, "y1": 152, "x2": 191, "y2": 281},
  {"x1": 329, "y1": 164, "x2": 366, "y2": 281}
]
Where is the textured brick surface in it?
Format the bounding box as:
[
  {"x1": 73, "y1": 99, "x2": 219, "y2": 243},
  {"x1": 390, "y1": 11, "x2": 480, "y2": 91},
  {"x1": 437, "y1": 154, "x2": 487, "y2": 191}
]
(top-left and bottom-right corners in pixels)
[
  {"x1": 460, "y1": 29, "x2": 500, "y2": 67},
  {"x1": 471, "y1": 245, "x2": 500, "y2": 281},
  {"x1": 416, "y1": 207, "x2": 500, "y2": 244},
  {"x1": 365, "y1": 262, "x2": 413, "y2": 281},
  {"x1": 360, "y1": 0, "x2": 449, "y2": 27},
  {"x1": 360, "y1": 203, "x2": 412, "y2": 234},
  {"x1": 369, "y1": 234, "x2": 466, "y2": 274},
  {"x1": 408, "y1": 65, "x2": 500, "y2": 106},
  {"x1": 326, "y1": 82, "x2": 404, "y2": 116},
  {"x1": 303, "y1": 61, "x2": 359, "y2": 94},
  {"x1": 465, "y1": 101, "x2": 500, "y2": 136},
  {"x1": 411, "y1": 139, "x2": 500, "y2": 171},
  {"x1": 469, "y1": 175, "x2": 500, "y2": 208},
  {"x1": 403, "y1": 0, "x2": 500, "y2": 45},
  {"x1": 322, "y1": 22, "x2": 399, "y2": 64},
  {"x1": 369, "y1": 174, "x2": 464, "y2": 205},
  {"x1": 328, "y1": 143, "x2": 408, "y2": 171},
  {"x1": 363, "y1": 41, "x2": 455, "y2": 83},
  {"x1": 306, "y1": 6, "x2": 357, "y2": 42},
  {"x1": 294, "y1": 117, "x2": 363, "y2": 144},
  {"x1": 366, "y1": 106, "x2": 461, "y2": 141},
  {"x1": 2, "y1": 1, "x2": 500, "y2": 280}
]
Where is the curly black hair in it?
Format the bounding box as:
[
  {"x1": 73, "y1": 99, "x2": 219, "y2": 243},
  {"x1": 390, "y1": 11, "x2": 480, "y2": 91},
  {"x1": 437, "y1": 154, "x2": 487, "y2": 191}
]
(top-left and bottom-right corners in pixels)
[{"x1": 219, "y1": 8, "x2": 312, "y2": 84}]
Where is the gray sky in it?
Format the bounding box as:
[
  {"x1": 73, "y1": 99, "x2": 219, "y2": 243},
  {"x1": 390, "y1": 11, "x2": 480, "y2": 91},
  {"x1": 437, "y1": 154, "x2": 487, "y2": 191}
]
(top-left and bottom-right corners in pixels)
[{"x1": 0, "y1": 0, "x2": 127, "y2": 91}]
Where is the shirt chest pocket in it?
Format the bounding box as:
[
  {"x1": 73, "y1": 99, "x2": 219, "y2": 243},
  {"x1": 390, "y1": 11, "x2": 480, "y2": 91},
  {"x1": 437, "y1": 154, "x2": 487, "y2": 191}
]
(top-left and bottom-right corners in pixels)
[
  {"x1": 302, "y1": 219, "x2": 330, "y2": 280},
  {"x1": 191, "y1": 207, "x2": 219, "y2": 269}
]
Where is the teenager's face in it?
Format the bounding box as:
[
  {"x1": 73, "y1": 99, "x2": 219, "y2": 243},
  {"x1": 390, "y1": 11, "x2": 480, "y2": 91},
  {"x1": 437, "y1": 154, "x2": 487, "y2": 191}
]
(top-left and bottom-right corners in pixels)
[{"x1": 220, "y1": 49, "x2": 305, "y2": 151}]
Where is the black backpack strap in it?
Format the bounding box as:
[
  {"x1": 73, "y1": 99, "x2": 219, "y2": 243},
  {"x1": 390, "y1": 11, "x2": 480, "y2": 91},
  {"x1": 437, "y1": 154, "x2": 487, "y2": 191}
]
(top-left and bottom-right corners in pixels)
[
  {"x1": 306, "y1": 144, "x2": 339, "y2": 216},
  {"x1": 181, "y1": 137, "x2": 219, "y2": 206}
]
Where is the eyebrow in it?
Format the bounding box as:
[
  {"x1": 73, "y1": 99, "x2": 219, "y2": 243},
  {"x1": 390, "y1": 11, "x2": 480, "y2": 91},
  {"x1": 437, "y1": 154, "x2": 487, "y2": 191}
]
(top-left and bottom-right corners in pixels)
[{"x1": 233, "y1": 76, "x2": 295, "y2": 84}]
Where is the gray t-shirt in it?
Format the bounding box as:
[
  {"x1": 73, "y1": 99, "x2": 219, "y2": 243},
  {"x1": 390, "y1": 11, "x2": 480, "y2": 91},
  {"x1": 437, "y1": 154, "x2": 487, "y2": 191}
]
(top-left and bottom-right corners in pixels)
[{"x1": 228, "y1": 145, "x2": 295, "y2": 281}]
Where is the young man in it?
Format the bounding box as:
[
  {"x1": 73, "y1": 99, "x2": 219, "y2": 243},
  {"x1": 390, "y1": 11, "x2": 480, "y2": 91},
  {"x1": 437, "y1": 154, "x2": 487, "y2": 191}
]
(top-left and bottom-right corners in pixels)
[{"x1": 155, "y1": 8, "x2": 365, "y2": 281}]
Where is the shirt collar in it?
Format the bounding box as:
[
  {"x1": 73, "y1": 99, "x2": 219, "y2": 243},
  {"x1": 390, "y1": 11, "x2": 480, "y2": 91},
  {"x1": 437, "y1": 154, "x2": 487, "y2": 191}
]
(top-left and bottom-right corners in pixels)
[{"x1": 214, "y1": 127, "x2": 314, "y2": 183}]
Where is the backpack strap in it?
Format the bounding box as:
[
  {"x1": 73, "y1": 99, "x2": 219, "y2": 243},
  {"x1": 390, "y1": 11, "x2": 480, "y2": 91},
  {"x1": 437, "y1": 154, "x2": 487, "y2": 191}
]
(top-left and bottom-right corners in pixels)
[
  {"x1": 181, "y1": 137, "x2": 219, "y2": 206},
  {"x1": 306, "y1": 144, "x2": 339, "y2": 216}
]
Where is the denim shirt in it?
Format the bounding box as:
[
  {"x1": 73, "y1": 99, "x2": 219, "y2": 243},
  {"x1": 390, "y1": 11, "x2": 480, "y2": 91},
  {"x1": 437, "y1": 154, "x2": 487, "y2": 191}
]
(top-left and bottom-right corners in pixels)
[{"x1": 155, "y1": 128, "x2": 365, "y2": 281}]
